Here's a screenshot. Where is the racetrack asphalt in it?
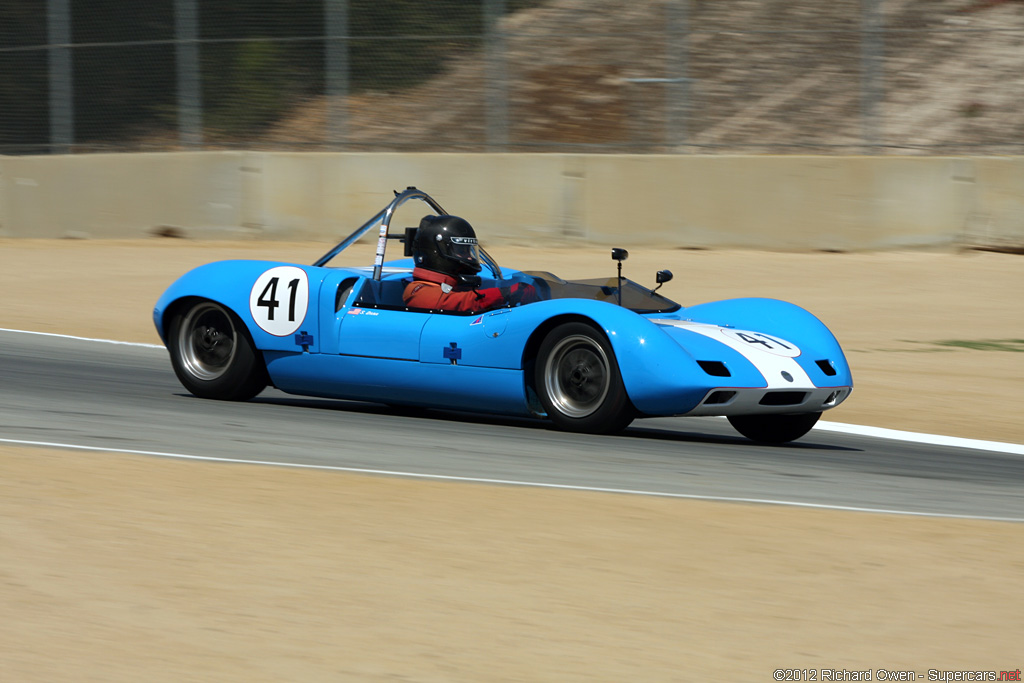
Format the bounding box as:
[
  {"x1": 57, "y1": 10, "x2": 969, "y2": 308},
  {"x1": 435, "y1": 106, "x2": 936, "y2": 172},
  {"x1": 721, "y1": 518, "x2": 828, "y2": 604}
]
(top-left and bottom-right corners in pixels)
[{"x1": 3, "y1": 329, "x2": 1021, "y2": 521}]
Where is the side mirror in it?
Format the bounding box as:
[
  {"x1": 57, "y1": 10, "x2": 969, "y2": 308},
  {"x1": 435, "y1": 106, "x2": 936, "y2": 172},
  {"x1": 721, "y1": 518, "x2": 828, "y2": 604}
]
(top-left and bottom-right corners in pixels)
[
  {"x1": 611, "y1": 248, "x2": 629, "y2": 306},
  {"x1": 653, "y1": 269, "x2": 673, "y2": 293}
]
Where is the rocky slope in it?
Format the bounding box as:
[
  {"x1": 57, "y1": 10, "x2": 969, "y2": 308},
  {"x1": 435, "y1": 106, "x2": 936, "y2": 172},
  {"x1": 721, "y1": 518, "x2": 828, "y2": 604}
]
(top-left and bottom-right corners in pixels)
[{"x1": 262, "y1": 0, "x2": 1024, "y2": 154}]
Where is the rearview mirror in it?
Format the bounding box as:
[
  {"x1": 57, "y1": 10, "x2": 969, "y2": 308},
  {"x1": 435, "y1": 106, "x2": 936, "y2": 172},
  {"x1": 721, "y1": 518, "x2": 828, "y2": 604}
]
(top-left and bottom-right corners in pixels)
[
  {"x1": 611, "y1": 248, "x2": 629, "y2": 262},
  {"x1": 656, "y1": 270, "x2": 673, "y2": 285}
]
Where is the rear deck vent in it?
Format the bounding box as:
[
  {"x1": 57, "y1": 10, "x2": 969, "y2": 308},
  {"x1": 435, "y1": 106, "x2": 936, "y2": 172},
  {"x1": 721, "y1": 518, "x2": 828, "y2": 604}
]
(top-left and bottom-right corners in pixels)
[
  {"x1": 697, "y1": 360, "x2": 731, "y2": 377},
  {"x1": 815, "y1": 359, "x2": 837, "y2": 377},
  {"x1": 704, "y1": 391, "x2": 736, "y2": 405},
  {"x1": 759, "y1": 391, "x2": 808, "y2": 406}
]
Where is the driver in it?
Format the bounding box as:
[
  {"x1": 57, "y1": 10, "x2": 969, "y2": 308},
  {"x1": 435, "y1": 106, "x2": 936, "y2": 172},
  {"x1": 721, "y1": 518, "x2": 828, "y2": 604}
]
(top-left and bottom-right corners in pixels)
[{"x1": 403, "y1": 214, "x2": 537, "y2": 313}]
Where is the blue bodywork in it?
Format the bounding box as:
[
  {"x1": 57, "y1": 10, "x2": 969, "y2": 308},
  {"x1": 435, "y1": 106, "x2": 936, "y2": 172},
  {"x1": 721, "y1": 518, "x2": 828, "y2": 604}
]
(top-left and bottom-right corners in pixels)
[
  {"x1": 154, "y1": 258, "x2": 852, "y2": 419},
  {"x1": 155, "y1": 187, "x2": 852, "y2": 423}
]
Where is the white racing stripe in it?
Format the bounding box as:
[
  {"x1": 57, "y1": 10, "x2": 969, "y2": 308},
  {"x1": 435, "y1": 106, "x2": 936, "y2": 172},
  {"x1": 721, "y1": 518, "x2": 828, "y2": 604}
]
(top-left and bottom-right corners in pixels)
[
  {"x1": 650, "y1": 319, "x2": 813, "y2": 388},
  {"x1": 1, "y1": 437, "x2": 1022, "y2": 522}
]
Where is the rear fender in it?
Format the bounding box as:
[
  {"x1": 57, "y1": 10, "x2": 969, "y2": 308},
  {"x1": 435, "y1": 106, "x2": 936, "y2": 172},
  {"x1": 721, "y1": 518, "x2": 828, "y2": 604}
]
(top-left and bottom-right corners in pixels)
[{"x1": 153, "y1": 260, "x2": 327, "y2": 355}]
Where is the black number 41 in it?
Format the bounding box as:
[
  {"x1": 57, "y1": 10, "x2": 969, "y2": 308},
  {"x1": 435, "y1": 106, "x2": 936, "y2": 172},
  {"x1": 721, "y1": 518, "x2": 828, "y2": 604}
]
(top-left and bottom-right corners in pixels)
[
  {"x1": 257, "y1": 277, "x2": 300, "y2": 322},
  {"x1": 736, "y1": 332, "x2": 792, "y2": 350}
]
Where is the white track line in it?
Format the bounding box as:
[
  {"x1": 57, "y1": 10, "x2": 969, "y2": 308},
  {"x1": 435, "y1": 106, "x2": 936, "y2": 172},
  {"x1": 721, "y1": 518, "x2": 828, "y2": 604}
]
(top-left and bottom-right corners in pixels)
[
  {"x1": 2, "y1": 437, "x2": 1022, "y2": 523},
  {"x1": 814, "y1": 421, "x2": 1024, "y2": 456},
  {"x1": 0, "y1": 327, "x2": 164, "y2": 349},
  {"x1": 1, "y1": 327, "x2": 1022, "y2": 455}
]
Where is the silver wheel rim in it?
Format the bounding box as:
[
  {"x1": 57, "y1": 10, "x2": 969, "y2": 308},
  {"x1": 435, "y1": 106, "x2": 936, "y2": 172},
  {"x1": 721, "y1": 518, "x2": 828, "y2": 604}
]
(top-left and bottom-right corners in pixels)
[
  {"x1": 178, "y1": 302, "x2": 237, "y2": 381},
  {"x1": 543, "y1": 334, "x2": 610, "y2": 418}
]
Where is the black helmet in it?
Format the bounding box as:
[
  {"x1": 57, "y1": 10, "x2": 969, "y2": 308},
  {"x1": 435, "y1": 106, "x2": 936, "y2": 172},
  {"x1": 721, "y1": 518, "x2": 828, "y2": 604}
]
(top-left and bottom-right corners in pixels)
[{"x1": 413, "y1": 214, "x2": 482, "y2": 277}]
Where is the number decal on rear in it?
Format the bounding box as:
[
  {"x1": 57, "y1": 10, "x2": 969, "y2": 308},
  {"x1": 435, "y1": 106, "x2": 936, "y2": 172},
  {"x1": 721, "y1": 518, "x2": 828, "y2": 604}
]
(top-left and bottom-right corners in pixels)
[{"x1": 250, "y1": 266, "x2": 309, "y2": 336}]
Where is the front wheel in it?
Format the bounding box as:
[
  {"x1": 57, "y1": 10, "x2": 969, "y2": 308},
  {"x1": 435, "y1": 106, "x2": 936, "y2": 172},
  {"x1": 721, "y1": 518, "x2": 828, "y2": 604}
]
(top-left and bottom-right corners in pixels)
[
  {"x1": 535, "y1": 322, "x2": 634, "y2": 434},
  {"x1": 168, "y1": 300, "x2": 267, "y2": 401},
  {"x1": 727, "y1": 412, "x2": 821, "y2": 444}
]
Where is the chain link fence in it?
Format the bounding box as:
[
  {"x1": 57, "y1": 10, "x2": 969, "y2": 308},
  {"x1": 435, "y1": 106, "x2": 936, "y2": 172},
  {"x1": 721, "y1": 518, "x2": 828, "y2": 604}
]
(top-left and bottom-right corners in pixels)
[{"x1": 3, "y1": 0, "x2": 1024, "y2": 155}]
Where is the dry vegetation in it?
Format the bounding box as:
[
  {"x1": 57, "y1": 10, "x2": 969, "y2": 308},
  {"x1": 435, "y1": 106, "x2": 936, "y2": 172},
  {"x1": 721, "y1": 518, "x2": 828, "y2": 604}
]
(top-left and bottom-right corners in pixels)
[{"x1": 258, "y1": 0, "x2": 1024, "y2": 153}]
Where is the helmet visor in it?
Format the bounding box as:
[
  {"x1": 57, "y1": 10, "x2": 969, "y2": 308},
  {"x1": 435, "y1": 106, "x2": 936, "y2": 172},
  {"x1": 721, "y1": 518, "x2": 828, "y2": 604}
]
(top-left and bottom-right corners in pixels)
[{"x1": 442, "y1": 235, "x2": 481, "y2": 272}]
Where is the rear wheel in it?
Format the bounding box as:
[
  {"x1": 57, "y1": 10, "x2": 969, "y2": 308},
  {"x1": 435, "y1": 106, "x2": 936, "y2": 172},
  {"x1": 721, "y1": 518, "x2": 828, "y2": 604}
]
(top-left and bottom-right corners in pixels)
[
  {"x1": 535, "y1": 322, "x2": 634, "y2": 434},
  {"x1": 728, "y1": 412, "x2": 821, "y2": 444},
  {"x1": 168, "y1": 300, "x2": 267, "y2": 401}
]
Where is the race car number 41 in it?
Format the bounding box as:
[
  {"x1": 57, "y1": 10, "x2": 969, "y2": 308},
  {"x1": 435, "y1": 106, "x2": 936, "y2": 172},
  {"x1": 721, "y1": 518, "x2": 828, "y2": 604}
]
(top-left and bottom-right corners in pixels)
[
  {"x1": 250, "y1": 266, "x2": 309, "y2": 336},
  {"x1": 722, "y1": 328, "x2": 801, "y2": 358}
]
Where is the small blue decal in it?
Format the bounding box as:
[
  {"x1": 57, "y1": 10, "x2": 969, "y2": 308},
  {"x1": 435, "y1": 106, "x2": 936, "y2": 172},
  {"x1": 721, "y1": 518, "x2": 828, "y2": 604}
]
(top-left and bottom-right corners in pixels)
[{"x1": 443, "y1": 342, "x2": 462, "y2": 364}]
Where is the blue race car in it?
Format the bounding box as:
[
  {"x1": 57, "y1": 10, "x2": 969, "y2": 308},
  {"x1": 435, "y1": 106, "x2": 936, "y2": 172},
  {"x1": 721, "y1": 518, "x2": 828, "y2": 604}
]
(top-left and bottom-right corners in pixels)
[{"x1": 154, "y1": 187, "x2": 852, "y2": 444}]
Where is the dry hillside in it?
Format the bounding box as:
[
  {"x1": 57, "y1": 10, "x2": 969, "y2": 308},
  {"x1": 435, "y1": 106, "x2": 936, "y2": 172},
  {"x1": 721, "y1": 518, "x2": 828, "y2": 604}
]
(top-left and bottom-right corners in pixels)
[{"x1": 263, "y1": 0, "x2": 1024, "y2": 153}]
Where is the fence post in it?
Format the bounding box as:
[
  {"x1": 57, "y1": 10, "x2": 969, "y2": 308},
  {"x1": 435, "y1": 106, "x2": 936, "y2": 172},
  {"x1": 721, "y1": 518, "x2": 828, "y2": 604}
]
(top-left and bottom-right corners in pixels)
[
  {"x1": 175, "y1": 0, "x2": 202, "y2": 148},
  {"x1": 47, "y1": 0, "x2": 73, "y2": 154},
  {"x1": 484, "y1": 0, "x2": 508, "y2": 151},
  {"x1": 666, "y1": 0, "x2": 690, "y2": 152},
  {"x1": 325, "y1": 0, "x2": 348, "y2": 149},
  {"x1": 861, "y1": 0, "x2": 883, "y2": 153}
]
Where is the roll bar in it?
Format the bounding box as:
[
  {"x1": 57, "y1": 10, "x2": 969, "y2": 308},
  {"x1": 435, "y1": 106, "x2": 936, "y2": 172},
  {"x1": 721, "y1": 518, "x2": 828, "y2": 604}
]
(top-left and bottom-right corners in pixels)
[
  {"x1": 313, "y1": 186, "x2": 502, "y2": 281},
  {"x1": 312, "y1": 187, "x2": 446, "y2": 277}
]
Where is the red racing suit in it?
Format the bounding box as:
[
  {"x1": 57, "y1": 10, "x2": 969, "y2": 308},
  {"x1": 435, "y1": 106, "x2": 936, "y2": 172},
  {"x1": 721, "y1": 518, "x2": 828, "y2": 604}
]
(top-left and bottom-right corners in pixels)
[{"x1": 402, "y1": 267, "x2": 537, "y2": 313}]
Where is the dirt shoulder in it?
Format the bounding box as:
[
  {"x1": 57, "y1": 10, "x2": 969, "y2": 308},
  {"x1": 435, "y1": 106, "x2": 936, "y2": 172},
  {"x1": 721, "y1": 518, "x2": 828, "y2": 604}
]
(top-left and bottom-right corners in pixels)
[
  {"x1": 2, "y1": 446, "x2": 1022, "y2": 681},
  {"x1": 1, "y1": 240, "x2": 1022, "y2": 679}
]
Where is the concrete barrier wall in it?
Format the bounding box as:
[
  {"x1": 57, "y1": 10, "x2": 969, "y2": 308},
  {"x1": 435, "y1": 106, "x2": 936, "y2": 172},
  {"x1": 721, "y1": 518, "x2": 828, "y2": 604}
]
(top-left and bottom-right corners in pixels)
[{"x1": 2, "y1": 152, "x2": 1022, "y2": 250}]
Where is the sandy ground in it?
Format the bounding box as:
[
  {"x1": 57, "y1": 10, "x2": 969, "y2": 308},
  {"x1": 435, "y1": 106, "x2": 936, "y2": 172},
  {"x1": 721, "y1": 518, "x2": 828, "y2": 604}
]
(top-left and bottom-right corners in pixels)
[{"x1": 1, "y1": 239, "x2": 1023, "y2": 680}]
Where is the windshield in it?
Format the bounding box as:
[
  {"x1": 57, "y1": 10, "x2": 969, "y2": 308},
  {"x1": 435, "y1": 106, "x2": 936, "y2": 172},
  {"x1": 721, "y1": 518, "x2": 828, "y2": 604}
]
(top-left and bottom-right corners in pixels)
[{"x1": 522, "y1": 272, "x2": 680, "y2": 314}]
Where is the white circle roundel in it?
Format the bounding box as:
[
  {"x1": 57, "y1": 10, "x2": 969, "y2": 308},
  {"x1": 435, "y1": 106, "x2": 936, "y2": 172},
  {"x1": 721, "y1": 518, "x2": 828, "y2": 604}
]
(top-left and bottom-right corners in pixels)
[{"x1": 249, "y1": 266, "x2": 309, "y2": 337}]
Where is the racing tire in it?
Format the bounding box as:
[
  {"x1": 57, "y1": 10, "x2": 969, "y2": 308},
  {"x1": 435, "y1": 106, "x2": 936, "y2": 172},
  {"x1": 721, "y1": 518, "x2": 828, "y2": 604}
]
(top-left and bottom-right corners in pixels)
[
  {"x1": 168, "y1": 300, "x2": 268, "y2": 401},
  {"x1": 727, "y1": 412, "x2": 822, "y2": 444},
  {"x1": 535, "y1": 322, "x2": 634, "y2": 434}
]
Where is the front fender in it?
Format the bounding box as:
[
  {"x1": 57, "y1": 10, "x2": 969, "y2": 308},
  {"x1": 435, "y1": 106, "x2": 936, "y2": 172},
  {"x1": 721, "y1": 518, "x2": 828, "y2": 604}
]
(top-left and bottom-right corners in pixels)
[
  {"x1": 508, "y1": 297, "x2": 852, "y2": 417},
  {"x1": 680, "y1": 297, "x2": 853, "y2": 387},
  {"x1": 503, "y1": 299, "x2": 715, "y2": 415}
]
